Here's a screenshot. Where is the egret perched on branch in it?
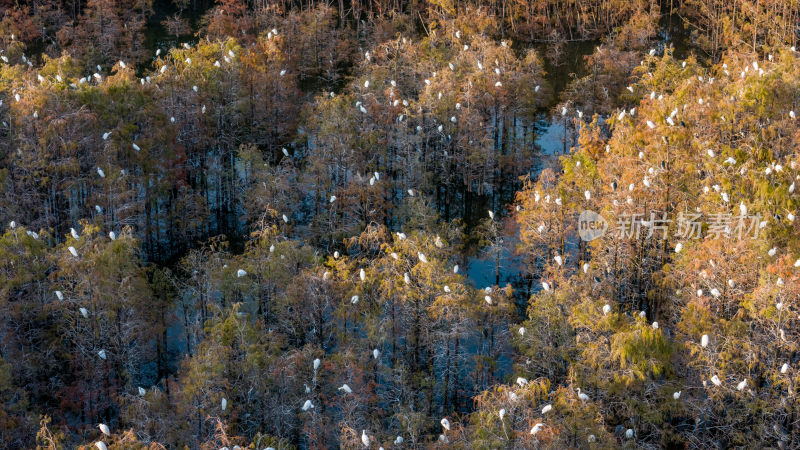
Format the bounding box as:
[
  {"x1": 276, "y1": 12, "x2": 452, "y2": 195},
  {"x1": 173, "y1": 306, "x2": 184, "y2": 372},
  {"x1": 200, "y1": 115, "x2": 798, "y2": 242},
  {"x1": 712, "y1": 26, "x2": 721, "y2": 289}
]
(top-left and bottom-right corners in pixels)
[
  {"x1": 361, "y1": 430, "x2": 370, "y2": 447},
  {"x1": 80, "y1": 307, "x2": 89, "y2": 318},
  {"x1": 359, "y1": 268, "x2": 366, "y2": 281},
  {"x1": 373, "y1": 349, "x2": 380, "y2": 359},
  {"x1": 338, "y1": 384, "x2": 352, "y2": 394},
  {"x1": 70, "y1": 227, "x2": 79, "y2": 240},
  {"x1": 711, "y1": 375, "x2": 722, "y2": 386},
  {"x1": 98, "y1": 424, "x2": 110, "y2": 436},
  {"x1": 236, "y1": 269, "x2": 247, "y2": 278},
  {"x1": 531, "y1": 423, "x2": 543, "y2": 435},
  {"x1": 737, "y1": 379, "x2": 747, "y2": 391},
  {"x1": 602, "y1": 304, "x2": 611, "y2": 315},
  {"x1": 673, "y1": 391, "x2": 681, "y2": 399},
  {"x1": 138, "y1": 387, "x2": 146, "y2": 396},
  {"x1": 55, "y1": 291, "x2": 64, "y2": 300},
  {"x1": 701, "y1": 334, "x2": 709, "y2": 347},
  {"x1": 542, "y1": 404, "x2": 552, "y2": 414},
  {"x1": 98, "y1": 349, "x2": 107, "y2": 360},
  {"x1": 221, "y1": 397, "x2": 227, "y2": 410},
  {"x1": 68, "y1": 246, "x2": 79, "y2": 258},
  {"x1": 394, "y1": 436, "x2": 403, "y2": 444},
  {"x1": 97, "y1": 167, "x2": 105, "y2": 178},
  {"x1": 302, "y1": 400, "x2": 313, "y2": 411},
  {"x1": 418, "y1": 252, "x2": 428, "y2": 263},
  {"x1": 95, "y1": 442, "x2": 107, "y2": 450},
  {"x1": 441, "y1": 418, "x2": 451, "y2": 431}
]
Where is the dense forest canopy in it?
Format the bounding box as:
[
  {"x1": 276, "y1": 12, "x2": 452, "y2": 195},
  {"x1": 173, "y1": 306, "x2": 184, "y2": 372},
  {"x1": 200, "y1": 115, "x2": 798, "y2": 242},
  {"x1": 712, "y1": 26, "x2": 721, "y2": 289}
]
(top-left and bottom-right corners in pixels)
[{"x1": 1, "y1": 0, "x2": 800, "y2": 448}]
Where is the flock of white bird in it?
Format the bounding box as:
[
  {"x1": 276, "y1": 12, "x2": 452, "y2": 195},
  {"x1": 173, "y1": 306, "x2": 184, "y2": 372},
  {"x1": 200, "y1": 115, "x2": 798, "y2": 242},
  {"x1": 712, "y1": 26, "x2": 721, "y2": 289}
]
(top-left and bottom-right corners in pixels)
[{"x1": 3, "y1": 29, "x2": 800, "y2": 449}]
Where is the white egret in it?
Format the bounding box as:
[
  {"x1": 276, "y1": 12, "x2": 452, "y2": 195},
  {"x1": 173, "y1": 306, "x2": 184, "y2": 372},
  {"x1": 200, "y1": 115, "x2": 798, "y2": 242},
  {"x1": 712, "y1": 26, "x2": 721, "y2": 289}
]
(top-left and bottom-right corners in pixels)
[
  {"x1": 394, "y1": 436, "x2": 403, "y2": 445},
  {"x1": 329, "y1": 195, "x2": 336, "y2": 203},
  {"x1": 404, "y1": 273, "x2": 410, "y2": 284},
  {"x1": 576, "y1": 388, "x2": 589, "y2": 402},
  {"x1": 781, "y1": 363, "x2": 790, "y2": 374},
  {"x1": 711, "y1": 375, "x2": 722, "y2": 386},
  {"x1": 80, "y1": 307, "x2": 89, "y2": 318},
  {"x1": 338, "y1": 384, "x2": 352, "y2": 394},
  {"x1": 95, "y1": 442, "x2": 107, "y2": 450},
  {"x1": 453, "y1": 264, "x2": 459, "y2": 273},
  {"x1": 516, "y1": 377, "x2": 528, "y2": 386},
  {"x1": 55, "y1": 291, "x2": 64, "y2": 300},
  {"x1": 541, "y1": 404, "x2": 552, "y2": 414},
  {"x1": 701, "y1": 334, "x2": 709, "y2": 348},
  {"x1": 440, "y1": 418, "x2": 451, "y2": 431},
  {"x1": 531, "y1": 423, "x2": 543, "y2": 435},
  {"x1": 98, "y1": 349, "x2": 107, "y2": 360},
  {"x1": 361, "y1": 430, "x2": 370, "y2": 447},
  {"x1": 736, "y1": 379, "x2": 747, "y2": 391},
  {"x1": 70, "y1": 227, "x2": 79, "y2": 240},
  {"x1": 68, "y1": 246, "x2": 79, "y2": 258},
  {"x1": 98, "y1": 424, "x2": 110, "y2": 436},
  {"x1": 625, "y1": 429, "x2": 634, "y2": 439},
  {"x1": 373, "y1": 349, "x2": 380, "y2": 359},
  {"x1": 484, "y1": 295, "x2": 492, "y2": 305},
  {"x1": 418, "y1": 252, "x2": 428, "y2": 263},
  {"x1": 602, "y1": 304, "x2": 611, "y2": 315},
  {"x1": 221, "y1": 397, "x2": 227, "y2": 410},
  {"x1": 675, "y1": 243, "x2": 683, "y2": 253},
  {"x1": 350, "y1": 295, "x2": 359, "y2": 304},
  {"x1": 652, "y1": 322, "x2": 659, "y2": 329},
  {"x1": 673, "y1": 391, "x2": 681, "y2": 399},
  {"x1": 518, "y1": 327, "x2": 525, "y2": 336},
  {"x1": 138, "y1": 387, "x2": 146, "y2": 396},
  {"x1": 302, "y1": 399, "x2": 314, "y2": 411},
  {"x1": 97, "y1": 167, "x2": 105, "y2": 178}
]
